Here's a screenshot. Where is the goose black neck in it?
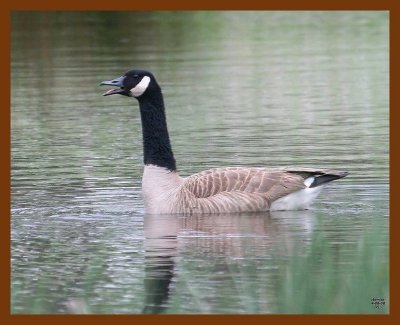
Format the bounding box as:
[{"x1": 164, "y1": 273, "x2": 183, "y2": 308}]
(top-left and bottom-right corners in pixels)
[{"x1": 137, "y1": 90, "x2": 176, "y2": 171}]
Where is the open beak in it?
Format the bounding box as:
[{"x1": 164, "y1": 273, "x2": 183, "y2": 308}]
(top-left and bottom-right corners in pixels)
[{"x1": 100, "y1": 76, "x2": 126, "y2": 96}]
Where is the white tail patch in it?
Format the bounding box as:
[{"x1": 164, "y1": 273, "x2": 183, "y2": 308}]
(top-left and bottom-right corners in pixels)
[
  {"x1": 130, "y1": 76, "x2": 151, "y2": 97},
  {"x1": 304, "y1": 176, "x2": 315, "y2": 188}
]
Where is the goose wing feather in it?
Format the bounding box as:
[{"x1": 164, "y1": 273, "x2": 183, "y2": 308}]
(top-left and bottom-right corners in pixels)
[{"x1": 181, "y1": 167, "x2": 306, "y2": 212}]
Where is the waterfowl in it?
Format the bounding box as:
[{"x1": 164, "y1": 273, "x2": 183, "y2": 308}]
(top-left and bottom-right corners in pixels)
[{"x1": 100, "y1": 69, "x2": 348, "y2": 214}]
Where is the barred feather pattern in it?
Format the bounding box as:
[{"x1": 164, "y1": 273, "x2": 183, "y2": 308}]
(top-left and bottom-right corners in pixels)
[{"x1": 177, "y1": 167, "x2": 306, "y2": 214}]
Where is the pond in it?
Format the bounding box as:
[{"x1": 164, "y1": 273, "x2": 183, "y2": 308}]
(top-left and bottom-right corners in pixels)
[{"x1": 11, "y1": 11, "x2": 389, "y2": 314}]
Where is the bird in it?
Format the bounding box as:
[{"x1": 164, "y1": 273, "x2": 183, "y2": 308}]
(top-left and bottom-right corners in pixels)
[{"x1": 100, "y1": 69, "x2": 348, "y2": 214}]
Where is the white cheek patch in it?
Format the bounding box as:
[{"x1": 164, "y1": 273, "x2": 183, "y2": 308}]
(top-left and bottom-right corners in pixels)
[{"x1": 130, "y1": 76, "x2": 151, "y2": 97}]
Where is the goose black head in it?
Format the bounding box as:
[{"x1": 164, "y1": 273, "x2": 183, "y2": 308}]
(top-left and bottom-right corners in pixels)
[{"x1": 100, "y1": 69, "x2": 158, "y2": 98}]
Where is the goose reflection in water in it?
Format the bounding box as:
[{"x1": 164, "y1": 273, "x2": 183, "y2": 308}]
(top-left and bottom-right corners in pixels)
[
  {"x1": 142, "y1": 214, "x2": 178, "y2": 314},
  {"x1": 142, "y1": 210, "x2": 316, "y2": 314}
]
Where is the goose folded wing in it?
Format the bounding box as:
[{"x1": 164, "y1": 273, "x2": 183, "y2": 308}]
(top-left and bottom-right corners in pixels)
[{"x1": 182, "y1": 167, "x2": 306, "y2": 204}]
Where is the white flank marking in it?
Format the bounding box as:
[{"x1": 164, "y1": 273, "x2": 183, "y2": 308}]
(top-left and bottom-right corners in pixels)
[
  {"x1": 130, "y1": 76, "x2": 151, "y2": 97},
  {"x1": 270, "y1": 186, "x2": 324, "y2": 211}
]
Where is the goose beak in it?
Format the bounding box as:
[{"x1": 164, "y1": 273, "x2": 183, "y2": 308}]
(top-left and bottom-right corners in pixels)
[{"x1": 100, "y1": 76, "x2": 126, "y2": 96}]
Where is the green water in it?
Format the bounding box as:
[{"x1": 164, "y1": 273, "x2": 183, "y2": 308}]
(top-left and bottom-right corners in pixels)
[{"x1": 11, "y1": 11, "x2": 389, "y2": 314}]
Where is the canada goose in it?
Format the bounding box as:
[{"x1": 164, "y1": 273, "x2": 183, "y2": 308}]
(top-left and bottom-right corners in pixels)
[{"x1": 100, "y1": 69, "x2": 348, "y2": 214}]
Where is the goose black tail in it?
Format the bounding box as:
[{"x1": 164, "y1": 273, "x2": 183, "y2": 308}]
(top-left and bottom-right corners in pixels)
[{"x1": 309, "y1": 172, "x2": 349, "y2": 188}]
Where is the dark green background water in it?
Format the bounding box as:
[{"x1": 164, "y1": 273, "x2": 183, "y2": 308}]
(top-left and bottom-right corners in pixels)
[{"x1": 11, "y1": 11, "x2": 389, "y2": 314}]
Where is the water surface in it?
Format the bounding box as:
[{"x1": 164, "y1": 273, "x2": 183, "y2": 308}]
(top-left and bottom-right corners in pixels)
[{"x1": 11, "y1": 11, "x2": 389, "y2": 314}]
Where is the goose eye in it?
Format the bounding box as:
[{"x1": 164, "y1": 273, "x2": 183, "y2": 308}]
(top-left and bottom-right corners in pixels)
[{"x1": 133, "y1": 74, "x2": 139, "y2": 78}]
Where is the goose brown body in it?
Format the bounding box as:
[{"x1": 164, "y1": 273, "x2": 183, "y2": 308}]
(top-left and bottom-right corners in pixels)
[{"x1": 142, "y1": 165, "x2": 347, "y2": 214}]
